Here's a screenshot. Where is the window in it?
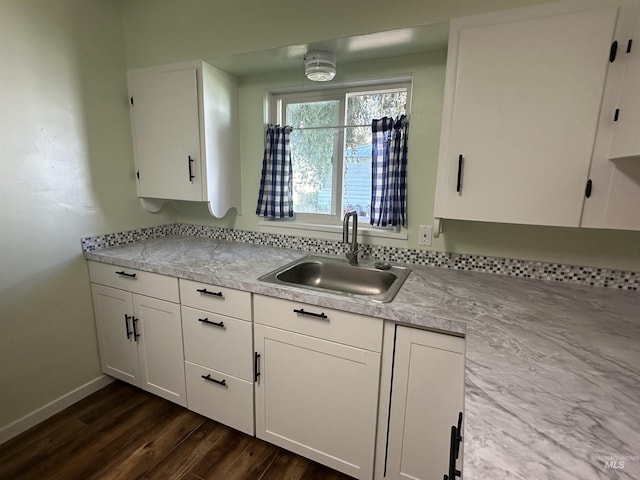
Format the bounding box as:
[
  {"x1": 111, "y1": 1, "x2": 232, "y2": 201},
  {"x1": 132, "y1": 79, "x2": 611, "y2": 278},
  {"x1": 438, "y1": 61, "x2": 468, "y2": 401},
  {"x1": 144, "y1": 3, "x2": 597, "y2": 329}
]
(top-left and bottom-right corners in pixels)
[{"x1": 272, "y1": 82, "x2": 410, "y2": 224}]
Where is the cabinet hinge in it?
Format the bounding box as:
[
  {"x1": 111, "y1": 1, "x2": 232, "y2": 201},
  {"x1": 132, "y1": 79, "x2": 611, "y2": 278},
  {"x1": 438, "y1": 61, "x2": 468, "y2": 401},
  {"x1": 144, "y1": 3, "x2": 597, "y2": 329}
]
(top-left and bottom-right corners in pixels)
[
  {"x1": 627, "y1": 39, "x2": 633, "y2": 53},
  {"x1": 130, "y1": 96, "x2": 134, "y2": 106},
  {"x1": 614, "y1": 108, "x2": 620, "y2": 122},
  {"x1": 610, "y1": 40, "x2": 618, "y2": 62},
  {"x1": 585, "y1": 179, "x2": 593, "y2": 199}
]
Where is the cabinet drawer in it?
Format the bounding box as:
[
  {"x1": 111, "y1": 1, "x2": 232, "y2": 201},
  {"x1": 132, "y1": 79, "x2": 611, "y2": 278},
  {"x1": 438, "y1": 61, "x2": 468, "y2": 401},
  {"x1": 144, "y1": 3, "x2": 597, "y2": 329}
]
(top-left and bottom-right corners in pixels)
[
  {"x1": 182, "y1": 306, "x2": 253, "y2": 381},
  {"x1": 253, "y1": 295, "x2": 382, "y2": 352},
  {"x1": 185, "y1": 361, "x2": 254, "y2": 435},
  {"x1": 179, "y1": 279, "x2": 251, "y2": 320},
  {"x1": 87, "y1": 261, "x2": 179, "y2": 302}
]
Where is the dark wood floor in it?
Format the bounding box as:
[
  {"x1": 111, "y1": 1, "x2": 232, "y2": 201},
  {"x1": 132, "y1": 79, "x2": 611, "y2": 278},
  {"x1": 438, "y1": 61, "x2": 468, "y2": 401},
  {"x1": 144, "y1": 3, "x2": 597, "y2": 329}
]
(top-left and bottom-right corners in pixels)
[{"x1": 0, "y1": 381, "x2": 354, "y2": 480}]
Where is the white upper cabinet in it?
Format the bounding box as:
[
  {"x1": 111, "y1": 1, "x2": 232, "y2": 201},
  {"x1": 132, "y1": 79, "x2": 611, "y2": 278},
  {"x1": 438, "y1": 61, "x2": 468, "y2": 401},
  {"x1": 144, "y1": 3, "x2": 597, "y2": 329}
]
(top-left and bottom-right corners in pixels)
[
  {"x1": 582, "y1": 3, "x2": 640, "y2": 230},
  {"x1": 128, "y1": 61, "x2": 241, "y2": 217},
  {"x1": 129, "y1": 68, "x2": 202, "y2": 201},
  {"x1": 434, "y1": 1, "x2": 621, "y2": 227},
  {"x1": 609, "y1": 6, "x2": 640, "y2": 160}
]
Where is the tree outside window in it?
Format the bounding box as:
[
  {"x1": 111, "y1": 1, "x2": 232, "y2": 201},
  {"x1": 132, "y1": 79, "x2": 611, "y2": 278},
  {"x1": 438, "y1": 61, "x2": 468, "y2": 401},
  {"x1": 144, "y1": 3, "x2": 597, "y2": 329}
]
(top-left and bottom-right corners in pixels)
[{"x1": 276, "y1": 83, "x2": 409, "y2": 223}]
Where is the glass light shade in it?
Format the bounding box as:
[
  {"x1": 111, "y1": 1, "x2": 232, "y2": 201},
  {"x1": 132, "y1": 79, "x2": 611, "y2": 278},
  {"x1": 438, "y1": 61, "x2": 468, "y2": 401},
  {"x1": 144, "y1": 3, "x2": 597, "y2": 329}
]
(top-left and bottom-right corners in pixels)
[{"x1": 305, "y1": 51, "x2": 337, "y2": 82}]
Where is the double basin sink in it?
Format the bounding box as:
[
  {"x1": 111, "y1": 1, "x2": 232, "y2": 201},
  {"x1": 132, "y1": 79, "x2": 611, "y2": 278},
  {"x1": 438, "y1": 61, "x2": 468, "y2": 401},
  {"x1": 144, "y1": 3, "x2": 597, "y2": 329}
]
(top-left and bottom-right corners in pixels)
[{"x1": 258, "y1": 255, "x2": 411, "y2": 303}]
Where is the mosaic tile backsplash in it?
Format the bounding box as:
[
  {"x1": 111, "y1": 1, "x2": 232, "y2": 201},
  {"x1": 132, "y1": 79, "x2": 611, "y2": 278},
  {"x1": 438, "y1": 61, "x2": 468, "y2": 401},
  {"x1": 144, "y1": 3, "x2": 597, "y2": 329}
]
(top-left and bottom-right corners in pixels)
[{"x1": 81, "y1": 223, "x2": 639, "y2": 291}]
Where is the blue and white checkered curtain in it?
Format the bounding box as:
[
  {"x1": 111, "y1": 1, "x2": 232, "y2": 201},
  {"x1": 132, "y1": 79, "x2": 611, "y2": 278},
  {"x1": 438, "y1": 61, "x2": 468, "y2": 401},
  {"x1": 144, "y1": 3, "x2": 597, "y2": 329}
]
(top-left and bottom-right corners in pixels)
[
  {"x1": 256, "y1": 125, "x2": 294, "y2": 218},
  {"x1": 370, "y1": 115, "x2": 408, "y2": 227}
]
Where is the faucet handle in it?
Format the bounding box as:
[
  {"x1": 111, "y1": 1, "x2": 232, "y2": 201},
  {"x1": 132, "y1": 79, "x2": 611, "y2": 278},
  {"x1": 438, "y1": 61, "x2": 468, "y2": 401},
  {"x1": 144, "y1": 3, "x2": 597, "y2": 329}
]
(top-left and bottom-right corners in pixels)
[{"x1": 345, "y1": 248, "x2": 363, "y2": 265}]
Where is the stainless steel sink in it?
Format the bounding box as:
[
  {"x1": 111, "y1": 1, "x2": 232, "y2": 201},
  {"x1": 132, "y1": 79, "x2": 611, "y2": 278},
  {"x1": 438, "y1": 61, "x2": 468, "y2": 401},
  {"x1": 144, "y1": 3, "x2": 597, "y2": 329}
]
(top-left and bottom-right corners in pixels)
[{"x1": 258, "y1": 255, "x2": 411, "y2": 303}]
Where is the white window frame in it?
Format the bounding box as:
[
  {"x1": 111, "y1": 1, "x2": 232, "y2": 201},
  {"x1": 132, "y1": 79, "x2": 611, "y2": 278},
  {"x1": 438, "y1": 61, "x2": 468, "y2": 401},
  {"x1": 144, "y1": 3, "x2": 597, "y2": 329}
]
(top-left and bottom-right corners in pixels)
[{"x1": 266, "y1": 78, "x2": 412, "y2": 240}]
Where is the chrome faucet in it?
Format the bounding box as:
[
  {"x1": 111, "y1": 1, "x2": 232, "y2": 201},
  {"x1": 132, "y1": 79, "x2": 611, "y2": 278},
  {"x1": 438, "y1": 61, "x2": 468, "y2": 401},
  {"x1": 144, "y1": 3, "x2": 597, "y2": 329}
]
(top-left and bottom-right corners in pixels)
[{"x1": 343, "y1": 211, "x2": 360, "y2": 265}]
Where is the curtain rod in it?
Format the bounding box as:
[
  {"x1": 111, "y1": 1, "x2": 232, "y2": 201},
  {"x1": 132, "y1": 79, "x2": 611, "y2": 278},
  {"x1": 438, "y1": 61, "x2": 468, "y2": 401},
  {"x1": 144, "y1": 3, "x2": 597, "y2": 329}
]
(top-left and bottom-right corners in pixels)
[{"x1": 291, "y1": 124, "x2": 372, "y2": 131}]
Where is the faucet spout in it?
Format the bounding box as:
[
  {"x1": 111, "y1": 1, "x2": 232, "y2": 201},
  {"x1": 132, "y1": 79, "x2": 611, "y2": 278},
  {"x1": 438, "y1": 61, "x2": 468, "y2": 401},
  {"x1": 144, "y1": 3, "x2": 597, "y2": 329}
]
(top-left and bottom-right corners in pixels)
[{"x1": 343, "y1": 211, "x2": 359, "y2": 265}]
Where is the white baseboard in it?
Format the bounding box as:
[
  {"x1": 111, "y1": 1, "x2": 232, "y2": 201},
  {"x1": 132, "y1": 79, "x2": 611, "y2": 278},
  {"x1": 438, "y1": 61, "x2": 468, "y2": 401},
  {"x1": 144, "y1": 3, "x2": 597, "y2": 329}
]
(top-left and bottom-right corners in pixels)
[{"x1": 0, "y1": 375, "x2": 114, "y2": 446}]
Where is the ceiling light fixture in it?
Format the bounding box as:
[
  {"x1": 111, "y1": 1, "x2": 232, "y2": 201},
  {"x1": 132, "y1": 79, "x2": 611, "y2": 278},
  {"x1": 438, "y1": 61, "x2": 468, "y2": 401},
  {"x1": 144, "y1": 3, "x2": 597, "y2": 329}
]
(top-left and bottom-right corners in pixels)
[{"x1": 304, "y1": 51, "x2": 337, "y2": 82}]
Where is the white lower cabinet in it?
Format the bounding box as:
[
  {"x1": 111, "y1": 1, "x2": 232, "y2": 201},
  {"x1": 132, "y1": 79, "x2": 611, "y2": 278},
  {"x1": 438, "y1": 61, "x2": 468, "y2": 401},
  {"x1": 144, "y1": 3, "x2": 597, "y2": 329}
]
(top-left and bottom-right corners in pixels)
[
  {"x1": 253, "y1": 295, "x2": 382, "y2": 480},
  {"x1": 181, "y1": 306, "x2": 253, "y2": 380},
  {"x1": 133, "y1": 294, "x2": 185, "y2": 404},
  {"x1": 184, "y1": 361, "x2": 254, "y2": 435},
  {"x1": 89, "y1": 262, "x2": 186, "y2": 407},
  {"x1": 91, "y1": 284, "x2": 141, "y2": 386},
  {"x1": 180, "y1": 279, "x2": 255, "y2": 435},
  {"x1": 382, "y1": 326, "x2": 465, "y2": 480},
  {"x1": 89, "y1": 260, "x2": 467, "y2": 480}
]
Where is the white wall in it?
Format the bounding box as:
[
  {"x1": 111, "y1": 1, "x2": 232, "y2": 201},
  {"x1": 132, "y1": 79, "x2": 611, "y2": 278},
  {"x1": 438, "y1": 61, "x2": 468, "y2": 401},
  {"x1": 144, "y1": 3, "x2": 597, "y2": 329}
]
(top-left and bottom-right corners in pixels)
[
  {"x1": 0, "y1": 0, "x2": 174, "y2": 432},
  {"x1": 117, "y1": 0, "x2": 553, "y2": 69}
]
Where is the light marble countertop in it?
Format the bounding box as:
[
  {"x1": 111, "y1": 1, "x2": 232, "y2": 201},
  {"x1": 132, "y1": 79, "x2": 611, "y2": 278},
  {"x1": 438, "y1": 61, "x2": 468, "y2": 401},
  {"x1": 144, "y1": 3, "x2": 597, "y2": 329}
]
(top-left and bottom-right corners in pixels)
[{"x1": 84, "y1": 236, "x2": 640, "y2": 480}]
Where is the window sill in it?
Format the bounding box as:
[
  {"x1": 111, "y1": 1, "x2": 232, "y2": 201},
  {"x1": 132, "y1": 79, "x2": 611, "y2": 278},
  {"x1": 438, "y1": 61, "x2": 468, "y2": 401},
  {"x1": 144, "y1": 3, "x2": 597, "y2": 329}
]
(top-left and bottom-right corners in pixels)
[{"x1": 258, "y1": 219, "x2": 408, "y2": 244}]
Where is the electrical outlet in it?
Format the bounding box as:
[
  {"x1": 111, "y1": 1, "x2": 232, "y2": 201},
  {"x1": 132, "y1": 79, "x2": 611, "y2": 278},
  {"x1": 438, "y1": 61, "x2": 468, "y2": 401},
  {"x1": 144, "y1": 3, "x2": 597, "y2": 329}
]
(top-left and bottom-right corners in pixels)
[{"x1": 418, "y1": 225, "x2": 432, "y2": 246}]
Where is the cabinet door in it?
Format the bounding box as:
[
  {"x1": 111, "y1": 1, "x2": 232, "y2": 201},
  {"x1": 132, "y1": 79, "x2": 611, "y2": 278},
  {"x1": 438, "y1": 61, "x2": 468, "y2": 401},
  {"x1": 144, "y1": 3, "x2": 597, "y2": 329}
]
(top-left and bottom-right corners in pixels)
[
  {"x1": 133, "y1": 294, "x2": 186, "y2": 407},
  {"x1": 434, "y1": 4, "x2": 619, "y2": 227},
  {"x1": 386, "y1": 327, "x2": 465, "y2": 480},
  {"x1": 91, "y1": 284, "x2": 140, "y2": 387},
  {"x1": 129, "y1": 67, "x2": 203, "y2": 201},
  {"x1": 610, "y1": 7, "x2": 640, "y2": 160},
  {"x1": 581, "y1": 5, "x2": 640, "y2": 231},
  {"x1": 254, "y1": 324, "x2": 380, "y2": 480}
]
